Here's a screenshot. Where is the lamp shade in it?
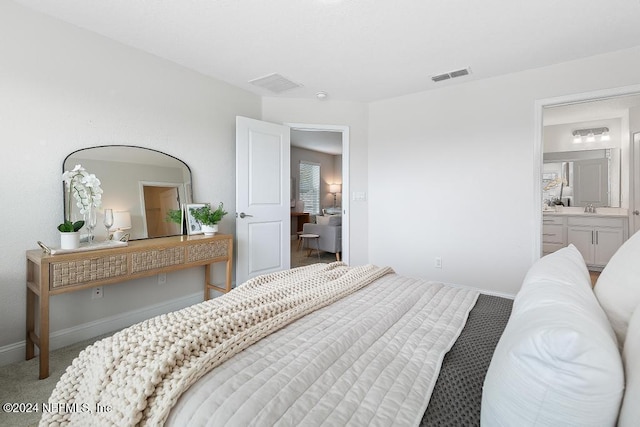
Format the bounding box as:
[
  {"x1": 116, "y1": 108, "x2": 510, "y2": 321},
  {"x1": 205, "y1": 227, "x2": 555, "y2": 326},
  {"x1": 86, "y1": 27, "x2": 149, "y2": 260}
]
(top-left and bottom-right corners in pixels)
[
  {"x1": 329, "y1": 184, "x2": 341, "y2": 194},
  {"x1": 111, "y1": 211, "x2": 132, "y2": 231}
]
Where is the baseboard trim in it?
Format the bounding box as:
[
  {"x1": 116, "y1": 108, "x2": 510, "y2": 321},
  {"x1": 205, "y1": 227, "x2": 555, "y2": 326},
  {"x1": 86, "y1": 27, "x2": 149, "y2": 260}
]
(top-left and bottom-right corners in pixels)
[
  {"x1": 0, "y1": 292, "x2": 202, "y2": 367},
  {"x1": 440, "y1": 280, "x2": 516, "y2": 300}
]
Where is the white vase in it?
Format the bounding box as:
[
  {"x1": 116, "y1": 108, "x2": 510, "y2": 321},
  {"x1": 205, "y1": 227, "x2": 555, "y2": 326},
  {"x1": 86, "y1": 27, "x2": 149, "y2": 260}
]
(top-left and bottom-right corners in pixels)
[
  {"x1": 60, "y1": 231, "x2": 80, "y2": 249},
  {"x1": 201, "y1": 224, "x2": 218, "y2": 235}
]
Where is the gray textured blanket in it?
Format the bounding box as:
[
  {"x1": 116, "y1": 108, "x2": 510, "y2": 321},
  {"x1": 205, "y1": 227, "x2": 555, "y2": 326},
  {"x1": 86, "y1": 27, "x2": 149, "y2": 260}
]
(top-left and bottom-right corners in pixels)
[{"x1": 421, "y1": 294, "x2": 513, "y2": 426}]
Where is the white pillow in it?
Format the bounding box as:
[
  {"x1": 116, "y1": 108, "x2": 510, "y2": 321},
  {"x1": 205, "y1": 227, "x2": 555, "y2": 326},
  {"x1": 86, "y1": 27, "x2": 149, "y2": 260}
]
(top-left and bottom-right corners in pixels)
[
  {"x1": 618, "y1": 305, "x2": 640, "y2": 427},
  {"x1": 316, "y1": 215, "x2": 329, "y2": 225},
  {"x1": 594, "y1": 229, "x2": 640, "y2": 346},
  {"x1": 482, "y1": 245, "x2": 624, "y2": 427}
]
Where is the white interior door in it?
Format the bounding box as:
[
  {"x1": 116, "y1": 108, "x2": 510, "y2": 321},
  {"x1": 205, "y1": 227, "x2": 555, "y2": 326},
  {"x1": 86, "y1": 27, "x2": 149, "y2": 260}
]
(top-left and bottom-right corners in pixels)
[
  {"x1": 236, "y1": 116, "x2": 290, "y2": 285},
  {"x1": 573, "y1": 158, "x2": 609, "y2": 207}
]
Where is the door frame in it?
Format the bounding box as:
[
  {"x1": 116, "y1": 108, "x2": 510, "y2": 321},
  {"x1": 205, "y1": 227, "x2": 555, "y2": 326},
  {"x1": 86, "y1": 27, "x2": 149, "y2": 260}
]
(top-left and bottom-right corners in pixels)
[
  {"x1": 633, "y1": 132, "x2": 640, "y2": 234},
  {"x1": 286, "y1": 122, "x2": 350, "y2": 265},
  {"x1": 138, "y1": 181, "x2": 186, "y2": 238},
  {"x1": 534, "y1": 83, "x2": 640, "y2": 263}
]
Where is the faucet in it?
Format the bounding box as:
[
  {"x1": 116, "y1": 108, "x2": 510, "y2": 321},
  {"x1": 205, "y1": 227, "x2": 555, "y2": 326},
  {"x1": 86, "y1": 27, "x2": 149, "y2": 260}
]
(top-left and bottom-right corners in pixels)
[{"x1": 584, "y1": 203, "x2": 596, "y2": 213}]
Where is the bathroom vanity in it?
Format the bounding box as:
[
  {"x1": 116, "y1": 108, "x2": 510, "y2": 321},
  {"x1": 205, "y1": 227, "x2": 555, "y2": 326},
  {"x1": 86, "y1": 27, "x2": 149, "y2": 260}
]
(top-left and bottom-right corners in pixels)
[{"x1": 542, "y1": 208, "x2": 628, "y2": 269}]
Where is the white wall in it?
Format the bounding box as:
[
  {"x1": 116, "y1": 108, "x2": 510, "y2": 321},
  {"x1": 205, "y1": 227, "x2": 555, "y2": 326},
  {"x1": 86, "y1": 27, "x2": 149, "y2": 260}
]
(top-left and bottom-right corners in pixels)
[
  {"x1": 0, "y1": 2, "x2": 261, "y2": 362},
  {"x1": 543, "y1": 119, "x2": 622, "y2": 153},
  {"x1": 368, "y1": 46, "x2": 640, "y2": 296},
  {"x1": 262, "y1": 98, "x2": 369, "y2": 266}
]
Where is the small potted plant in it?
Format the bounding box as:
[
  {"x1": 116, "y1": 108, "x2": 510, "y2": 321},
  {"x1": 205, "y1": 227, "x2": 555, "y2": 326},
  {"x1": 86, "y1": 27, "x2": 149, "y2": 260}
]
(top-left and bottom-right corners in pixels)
[
  {"x1": 165, "y1": 208, "x2": 183, "y2": 224},
  {"x1": 59, "y1": 164, "x2": 103, "y2": 249},
  {"x1": 189, "y1": 202, "x2": 228, "y2": 235}
]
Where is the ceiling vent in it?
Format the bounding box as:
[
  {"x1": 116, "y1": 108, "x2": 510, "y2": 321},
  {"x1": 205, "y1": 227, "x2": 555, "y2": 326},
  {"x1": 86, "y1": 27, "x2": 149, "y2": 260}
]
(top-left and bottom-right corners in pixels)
[
  {"x1": 431, "y1": 67, "x2": 471, "y2": 83},
  {"x1": 248, "y1": 73, "x2": 303, "y2": 93}
]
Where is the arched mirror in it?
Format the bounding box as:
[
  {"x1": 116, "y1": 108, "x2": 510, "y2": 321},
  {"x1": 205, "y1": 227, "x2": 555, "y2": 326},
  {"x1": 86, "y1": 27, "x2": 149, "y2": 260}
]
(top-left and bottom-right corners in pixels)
[{"x1": 63, "y1": 145, "x2": 192, "y2": 240}]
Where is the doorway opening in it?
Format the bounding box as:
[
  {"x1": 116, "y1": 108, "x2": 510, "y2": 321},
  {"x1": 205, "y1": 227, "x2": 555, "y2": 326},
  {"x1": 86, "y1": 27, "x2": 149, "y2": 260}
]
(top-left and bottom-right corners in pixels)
[
  {"x1": 287, "y1": 123, "x2": 350, "y2": 268},
  {"x1": 140, "y1": 183, "x2": 183, "y2": 238},
  {"x1": 535, "y1": 85, "x2": 640, "y2": 267}
]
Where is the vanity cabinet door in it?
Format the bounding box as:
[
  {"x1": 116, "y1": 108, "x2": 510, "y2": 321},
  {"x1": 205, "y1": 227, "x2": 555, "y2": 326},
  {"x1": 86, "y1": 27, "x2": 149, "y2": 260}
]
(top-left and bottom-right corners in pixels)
[
  {"x1": 568, "y1": 226, "x2": 596, "y2": 264},
  {"x1": 567, "y1": 218, "x2": 625, "y2": 267},
  {"x1": 593, "y1": 227, "x2": 624, "y2": 266}
]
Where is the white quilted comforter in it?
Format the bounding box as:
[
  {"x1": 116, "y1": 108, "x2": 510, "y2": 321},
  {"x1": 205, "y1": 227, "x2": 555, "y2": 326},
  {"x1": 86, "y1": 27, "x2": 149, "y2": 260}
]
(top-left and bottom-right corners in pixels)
[
  {"x1": 167, "y1": 273, "x2": 479, "y2": 427},
  {"x1": 42, "y1": 263, "x2": 393, "y2": 426}
]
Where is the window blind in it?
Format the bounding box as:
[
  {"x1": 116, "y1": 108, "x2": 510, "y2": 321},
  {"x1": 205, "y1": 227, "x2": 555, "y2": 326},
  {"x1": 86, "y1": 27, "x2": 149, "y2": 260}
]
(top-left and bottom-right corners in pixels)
[{"x1": 299, "y1": 161, "x2": 320, "y2": 215}]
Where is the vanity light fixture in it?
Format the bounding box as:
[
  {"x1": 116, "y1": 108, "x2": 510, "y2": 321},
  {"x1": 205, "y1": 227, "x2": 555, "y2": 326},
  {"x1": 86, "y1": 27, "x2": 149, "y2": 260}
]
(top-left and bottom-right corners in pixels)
[{"x1": 571, "y1": 127, "x2": 610, "y2": 143}]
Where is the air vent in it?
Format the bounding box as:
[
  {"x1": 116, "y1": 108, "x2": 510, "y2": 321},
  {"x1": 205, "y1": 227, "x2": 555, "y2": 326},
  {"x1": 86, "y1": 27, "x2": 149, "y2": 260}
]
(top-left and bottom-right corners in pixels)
[
  {"x1": 431, "y1": 73, "x2": 451, "y2": 82},
  {"x1": 431, "y1": 67, "x2": 471, "y2": 83},
  {"x1": 248, "y1": 73, "x2": 303, "y2": 93}
]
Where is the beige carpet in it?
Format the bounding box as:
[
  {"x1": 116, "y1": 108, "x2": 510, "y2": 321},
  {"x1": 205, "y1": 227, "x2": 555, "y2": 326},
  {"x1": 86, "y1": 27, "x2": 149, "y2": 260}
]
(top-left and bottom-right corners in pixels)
[
  {"x1": 0, "y1": 334, "x2": 111, "y2": 427},
  {"x1": 291, "y1": 237, "x2": 338, "y2": 268}
]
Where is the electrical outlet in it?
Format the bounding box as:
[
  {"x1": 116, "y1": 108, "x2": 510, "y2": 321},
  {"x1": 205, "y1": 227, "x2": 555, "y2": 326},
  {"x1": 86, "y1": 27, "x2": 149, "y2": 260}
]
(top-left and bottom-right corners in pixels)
[
  {"x1": 92, "y1": 286, "x2": 103, "y2": 299},
  {"x1": 434, "y1": 257, "x2": 442, "y2": 269},
  {"x1": 158, "y1": 273, "x2": 167, "y2": 285}
]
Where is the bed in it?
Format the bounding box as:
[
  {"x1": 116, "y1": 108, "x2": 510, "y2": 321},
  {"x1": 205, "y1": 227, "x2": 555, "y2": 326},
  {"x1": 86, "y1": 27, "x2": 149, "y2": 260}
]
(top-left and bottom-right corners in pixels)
[{"x1": 40, "y1": 231, "x2": 640, "y2": 427}]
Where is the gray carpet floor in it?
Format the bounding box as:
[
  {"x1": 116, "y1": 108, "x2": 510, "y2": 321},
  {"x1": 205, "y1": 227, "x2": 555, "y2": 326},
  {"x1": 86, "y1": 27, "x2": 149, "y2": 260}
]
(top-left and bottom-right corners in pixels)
[{"x1": 0, "y1": 334, "x2": 110, "y2": 427}]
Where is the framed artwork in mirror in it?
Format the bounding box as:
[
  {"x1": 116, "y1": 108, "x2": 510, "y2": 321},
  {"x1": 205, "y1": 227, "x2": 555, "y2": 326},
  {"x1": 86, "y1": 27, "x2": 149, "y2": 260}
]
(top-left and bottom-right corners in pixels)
[{"x1": 185, "y1": 203, "x2": 205, "y2": 235}]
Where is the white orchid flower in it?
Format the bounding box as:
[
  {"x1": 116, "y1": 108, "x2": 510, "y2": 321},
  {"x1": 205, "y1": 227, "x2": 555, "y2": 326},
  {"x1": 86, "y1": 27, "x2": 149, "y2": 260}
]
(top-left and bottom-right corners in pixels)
[{"x1": 61, "y1": 164, "x2": 104, "y2": 225}]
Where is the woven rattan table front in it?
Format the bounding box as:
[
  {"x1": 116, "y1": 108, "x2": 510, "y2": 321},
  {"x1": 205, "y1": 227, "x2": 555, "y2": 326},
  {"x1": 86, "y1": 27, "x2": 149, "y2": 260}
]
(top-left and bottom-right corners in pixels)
[{"x1": 25, "y1": 234, "x2": 233, "y2": 379}]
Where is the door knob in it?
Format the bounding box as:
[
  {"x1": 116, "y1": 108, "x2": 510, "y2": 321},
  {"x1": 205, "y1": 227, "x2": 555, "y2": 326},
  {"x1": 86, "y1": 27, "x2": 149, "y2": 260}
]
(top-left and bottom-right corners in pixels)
[
  {"x1": 238, "y1": 212, "x2": 253, "y2": 219},
  {"x1": 634, "y1": 210, "x2": 640, "y2": 216}
]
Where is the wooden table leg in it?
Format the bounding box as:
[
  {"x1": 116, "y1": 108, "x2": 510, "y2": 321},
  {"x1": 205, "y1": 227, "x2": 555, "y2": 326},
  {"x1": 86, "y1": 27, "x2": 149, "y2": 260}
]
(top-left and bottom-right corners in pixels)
[
  {"x1": 25, "y1": 286, "x2": 35, "y2": 361},
  {"x1": 39, "y1": 288, "x2": 50, "y2": 379},
  {"x1": 225, "y1": 239, "x2": 233, "y2": 292},
  {"x1": 204, "y1": 264, "x2": 212, "y2": 301}
]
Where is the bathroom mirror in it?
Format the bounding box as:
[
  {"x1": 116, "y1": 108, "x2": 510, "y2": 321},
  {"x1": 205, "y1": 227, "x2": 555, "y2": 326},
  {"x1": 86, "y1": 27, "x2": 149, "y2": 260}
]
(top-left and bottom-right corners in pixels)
[
  {"x1": 63, "y1": 145, "x2": 192, "y2": 240},
  {"x1": 543, "y1": 148, "x2": 620, "y2": 207}
]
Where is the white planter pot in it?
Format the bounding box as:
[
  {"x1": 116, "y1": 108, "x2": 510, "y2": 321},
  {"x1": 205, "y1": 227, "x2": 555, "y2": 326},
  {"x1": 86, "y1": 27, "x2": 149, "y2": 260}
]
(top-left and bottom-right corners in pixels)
[
  {"x1": 201, "y1": 224, "x2": 218, "y2": 235},
  {"x1": 60, "y1": 231, "x2": 80, "y2": 249}
]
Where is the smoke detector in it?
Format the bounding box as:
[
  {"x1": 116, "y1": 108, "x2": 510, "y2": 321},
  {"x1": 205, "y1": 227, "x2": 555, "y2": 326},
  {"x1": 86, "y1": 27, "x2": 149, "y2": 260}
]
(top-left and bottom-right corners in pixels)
[{"x1": 431, "y1": 67, "x2": 472, "y2": 83}]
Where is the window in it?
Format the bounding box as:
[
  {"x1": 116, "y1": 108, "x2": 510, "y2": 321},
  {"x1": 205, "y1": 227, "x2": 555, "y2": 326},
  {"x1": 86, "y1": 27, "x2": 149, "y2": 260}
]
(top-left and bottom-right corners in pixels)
[{"x1": 299, "y1": 161, "x2": 320, "y2": 215}]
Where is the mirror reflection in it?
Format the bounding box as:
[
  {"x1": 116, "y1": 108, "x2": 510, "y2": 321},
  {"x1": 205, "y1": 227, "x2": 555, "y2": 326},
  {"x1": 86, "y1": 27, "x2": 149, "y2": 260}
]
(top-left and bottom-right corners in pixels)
[
  {"x1": 542, "y1": 106, "x2": 626, "y2": 209},
  {"x1": 64, "y1": 146, "x2": 192, "y2": 240},
  {"x1": 543, "y1": 149, "x2": 620, "y2": 208}
]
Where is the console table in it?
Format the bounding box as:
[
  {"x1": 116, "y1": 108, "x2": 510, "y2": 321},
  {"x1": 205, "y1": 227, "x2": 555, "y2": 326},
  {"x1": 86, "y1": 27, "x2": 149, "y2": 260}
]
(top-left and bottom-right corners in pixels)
[
  {"x1": 291, "y1": 212, "x2": 310, "y2": 233},
  {"x1": 26, "y1": 234, "x2": 233, "y2": 379}
]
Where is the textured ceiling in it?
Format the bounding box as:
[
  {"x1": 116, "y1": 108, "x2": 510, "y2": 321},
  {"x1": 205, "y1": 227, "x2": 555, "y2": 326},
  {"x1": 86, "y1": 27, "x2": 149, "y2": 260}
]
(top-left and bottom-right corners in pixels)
[{"x1": 11, "y1": 0, "x2": 640, "y2": 102}]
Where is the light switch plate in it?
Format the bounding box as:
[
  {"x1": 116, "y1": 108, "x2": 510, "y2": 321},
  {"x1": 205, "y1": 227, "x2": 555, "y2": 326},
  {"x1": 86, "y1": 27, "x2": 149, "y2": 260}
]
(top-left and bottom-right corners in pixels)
[{"x1": 352, "y1": 191, "x2": 367, "y2": 201}]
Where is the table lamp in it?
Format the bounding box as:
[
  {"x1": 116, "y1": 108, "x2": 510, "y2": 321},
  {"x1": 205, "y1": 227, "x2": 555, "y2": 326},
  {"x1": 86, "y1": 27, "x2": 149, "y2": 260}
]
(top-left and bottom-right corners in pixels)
[{"x1": 111, "y1": 211, "x2": 132, "y2": 241}]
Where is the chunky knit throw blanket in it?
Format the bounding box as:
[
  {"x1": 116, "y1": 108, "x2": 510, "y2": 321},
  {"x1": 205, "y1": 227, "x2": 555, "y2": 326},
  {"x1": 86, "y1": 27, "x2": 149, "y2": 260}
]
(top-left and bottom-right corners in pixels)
[{"x1": 40, "y1": 262, "x2": 392, "y2": 427}]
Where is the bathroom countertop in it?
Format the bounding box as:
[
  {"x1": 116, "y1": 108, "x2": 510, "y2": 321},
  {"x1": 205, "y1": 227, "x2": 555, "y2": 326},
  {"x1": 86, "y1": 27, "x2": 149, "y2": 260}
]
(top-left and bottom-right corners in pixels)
[{"x1": 542, "y1": 207, "x2": 628, "y2": 218}]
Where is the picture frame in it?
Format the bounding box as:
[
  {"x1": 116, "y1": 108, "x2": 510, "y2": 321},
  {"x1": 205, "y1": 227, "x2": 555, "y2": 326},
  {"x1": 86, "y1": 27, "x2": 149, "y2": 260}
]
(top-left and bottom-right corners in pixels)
[
  {"x1": 185, "y1": 203, "x2": 206, "y2": 235},
  {"x1": 178, "y1": 203, "x2": 187, "y2": 236}
]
